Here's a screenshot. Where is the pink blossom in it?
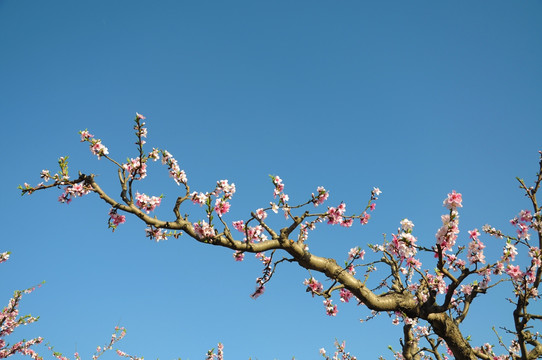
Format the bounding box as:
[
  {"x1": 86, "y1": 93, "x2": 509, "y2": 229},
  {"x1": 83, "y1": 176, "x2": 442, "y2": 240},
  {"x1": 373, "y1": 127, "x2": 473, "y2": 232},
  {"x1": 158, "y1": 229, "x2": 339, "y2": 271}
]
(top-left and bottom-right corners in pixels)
[
  {"x1": 135, "y1": 112, "x2": 146, "y2": 120},
  {"x1": 245, "y1": 225, "x2": 267, "y2": 242},
  {"x1": 388, "y1": 232, "x2": 418, "y2": 260},
  {"x1": 79, "y1": 129, "x2": 94, "y2": 142},
  {"x1": 193, "y1": 221, "x2": 215, "y2": 239},
  {"x1": 271, "y1": 175, "x2": 284, "y2": 192},
  {"x1": 304, "y1": 277, "x2": 323, "y2": 296},
  {"x1": 283, "y1": 206, "x2": 291, "y2": 219},
  {"x1": 517, "y1": 223, "x2": 530, "y2": 240},
  {"x1": 160, "y1": 150, "x2": 187, "y2": 185},
  {"x1": 58, "y1": 184, "x2": 91, "y2": 204},
  {"x1": 360, "y1": 212, "x2": 370, "y2": 225},
  {"x1": 503, "y1": 243, "x2": 518, "y2": 262},
  {"x1": 280, "y1": 193, "x2": 289, "y2": 203},
  {"x1": 505, "y1": 264, "x2": 523, "y2": 281},
  {"x1": 493, "y1": 262, "x2": 505, "y2": 275},
  {"x1": 426, "y1": 273, "x2": 447, "y2": 294},
  {"x1": 214, "y1": 199, "x2": 231, "y2": 216},
  {"x1": 348, "y1": 247, "x2": 365, "y2": 260},
  {"x1": 529, "y1": 247, "x2": 541, "y2": 267},
  {"x1": 400, "y1": 218, "x2": 414, "y2": 232},
  {"x1": 135, "y1": 192, "x2": 162, "y2": 213},
  {"x1": 323, "y1": 299, "x2": 338, "y2": 316},
  {"x1": 148, "y1": 148, "x2": 160, "y2": 161},
  {"x1": 525, "y1": 270, "x2": 536, "y2": 284},
  {"x1": 509, "y1": 340, "x2": 520, "y2": 355},
  {"x1": 443, "y1": 190, "x2": 462, "y2": 209},
  {"x1": 89, "y1": 140, "x2": 109, "y2": 159},
  {"x1": 339, "y1": 288, "x2": 353, "y2": 303},
  {"x1": 215, "y1": 180, "x2": 236, "y2": 200},
  {"x1": 58, "y1": 192, "x2": 72, "y2": 204},
  {"x1": 191, "y1": 191, "x2": 208, "y2": 206},
  {"x1": 123, "y1": 157, "x2": 147, "y2": 180},
  {"x1": 460, "y1": 284, "x2": 473, "y2": 296},
  {"x1": 40, "y1": 170, "x2": 51, "y2": 182},
  {"x1": 255, "y1": 252, "x2": 271, "y2": 265},
  {"x1": 435, "y1": 212, "x2": 459, "y2": 251},
  {"x1": 255, "y1": 208, "x2": 267, "y2": 220},
  {"x1": 169, "y1": 163, "x2": 187, "y2": 185},
  {"x1": 232, "y1": 220, "x2": 245, "y2": 232},
  {"x1": 108, "y1": 208, "x2": 126, "y2": 227},
  {"x1": 233, "y1": 251, "x2": 244, "y2": 261},
  {"x1": 327, "y1": 203, "x2": 346, "y2": 225},
  {"x1": 68, "y1": 183, "x2": 90, "y2": 197},
  {"x1": 467, "y1": 238, "x2": 486, "y2": 264},
  {"x1": 145, "y1": 227, "x2": 167, "y2": 242},
  {"x1": 406, "y1": 257, "x2": 422, "y2": 269},
  {"x1": 468, "y1": 229, "x2": 480, "y2": 239},
  {"x1": 312, "y1": 186, "x2": 329, "y2": 206},
  {"x1": 250, "y1": 285, "x2": 265, "y2": 299},
  {"x1": 519, "y1": 210, "x2": 533, "y2": 223}
]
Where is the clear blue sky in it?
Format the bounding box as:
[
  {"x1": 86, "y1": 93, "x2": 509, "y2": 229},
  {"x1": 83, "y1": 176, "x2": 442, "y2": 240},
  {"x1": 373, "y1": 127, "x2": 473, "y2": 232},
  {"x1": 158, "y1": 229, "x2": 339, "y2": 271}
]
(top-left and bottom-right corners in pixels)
[{"x1": 2, "y1": 1, "x2": 542, "y2": 359}]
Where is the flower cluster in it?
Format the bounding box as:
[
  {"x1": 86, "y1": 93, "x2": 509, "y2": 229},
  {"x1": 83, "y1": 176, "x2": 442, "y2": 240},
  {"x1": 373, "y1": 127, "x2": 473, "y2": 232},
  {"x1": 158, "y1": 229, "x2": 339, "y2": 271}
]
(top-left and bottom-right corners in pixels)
[
  {"x1": 144, "y1": 226, "x2": 168, "y2": 242},
  {"x1": 80, "y1": 130, "x2": 110, "y2": 159},
  {"x1": 232, "y1": 251, "x2": 244, "y2": 261},
  {"x1": 205, "y1": 343, "x2": 224, "y2": 360},
  {"x1": 339, "y1": 288, "x2": 354, "y2": 303},
  {"x1": 388, "y1": 230, "x2": 418, "y2": 261},
  {"x1": 108, "y1": 208, "x2": 126, "y2": 231},
  {"x1": 135, "y1": 192, "x2": 162, "y2": 213},
  {"x1": 58, "y1": 183, "x2": 92, "y2": 204},
  {"x1": 123, "y1": 157, "x2": 147, "y2": 180},
  {"x1": 193, "y1": 221, "x2": 215, "y2": 240},
  {"x1": 304, "y1": 277, "x2": 323, "y2": 296},
  {"x1": 323, "y1": 299, "x2": 338, "y2": 316},
  {"x1": 0, "y1": 256, "x2": 44, "y2": 360},
  {"x1": 327, "y1": 203, "x2": 347, "y2": 225},
  {"x1": 443, "y1": 190, "x2": 462, "y2": 209},
  {"x1": 347, "y1": 247, "x2": 365, "y2": 261},
  {"x1": 214, "y1": 199, "x2": 231, "y2": 217},
  {"x1": 400, "y1": 218, "x2": 414, "y2": 232},
  {"x1": 190, "y1": 191, "x2": 208, "y2": 206},
  {"x1": 510, "y1": 209, "x2": 535, "y2": 240},
  {"x1": 435, "y1": 203, "x2": 460, "y2": 252},
  {"x1": 190, "y1": 180, "x2": 235, "y2": 219},
  {"x1": 312, "y1": 186, "x2": 329, "y2": 206},
  {"x1": 251, "y1": 253, "x2": 273, "y2": 299},
  {"x1": 214, "y1": 180, "x2": 236, "y2": 200},
  {"x1": 255, "y1": 208, "x2": 267, "y2": 220},
  {"x1": 467, "y1": 229, "x2": 486, "y2": 264},
  {"x1": 134, "y1": 113, "x2": 147, "y2": 144},
  {"x1": 298, "y1": 219, "x2": 321, "y2": 242},
  {"x1": 161, "y1": 150, "x2": 187, "y2": 185},
  {"x1": 319, "y1": 340, "x2": 357, "y2": 360},
  {"x1": 231, "y1": 221, "x2": 268, "y2": 242},
  {"x1": 270, "y1": 175, "x2": 289, "y2": 207}
]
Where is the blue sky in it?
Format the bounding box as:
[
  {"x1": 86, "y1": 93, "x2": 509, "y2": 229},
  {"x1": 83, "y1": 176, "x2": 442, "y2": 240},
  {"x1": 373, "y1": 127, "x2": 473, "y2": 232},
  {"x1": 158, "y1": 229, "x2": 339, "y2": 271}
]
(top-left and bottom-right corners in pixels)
[{"x1": 2, "y1": 1, "x2": 542, "y2": 359}]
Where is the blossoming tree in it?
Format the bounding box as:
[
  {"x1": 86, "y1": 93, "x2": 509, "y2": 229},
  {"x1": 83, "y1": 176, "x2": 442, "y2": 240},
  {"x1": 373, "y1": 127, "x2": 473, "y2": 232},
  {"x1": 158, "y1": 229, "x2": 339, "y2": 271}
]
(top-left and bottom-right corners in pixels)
[{"x1": 18, "y1": 114, "x2": 542, "y2": 360}]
